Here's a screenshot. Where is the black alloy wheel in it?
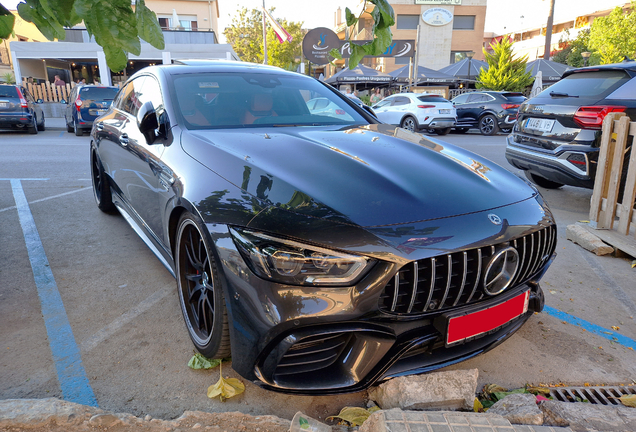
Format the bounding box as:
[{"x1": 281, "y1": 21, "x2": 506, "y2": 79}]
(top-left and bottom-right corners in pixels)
[
  {"x1": 525, "y1": 172, "x2": 564, "y2": 189},
  {"x1": 175, "y1": 213, "x2": 231, "y2": 359},
  {"x1": 478, "y1": 114, "x2": 499, "y2": 136},
  {"x1": 91, "y1": 150, "x2": 116, "y2": 212},
  {"x1": 400, "y1": 116, "x2": 417, "y2": 132}
]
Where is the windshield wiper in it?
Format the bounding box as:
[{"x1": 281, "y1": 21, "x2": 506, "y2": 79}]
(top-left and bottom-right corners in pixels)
[{"x1": 549, "y1": 91, "x2": 579, "y2": 98}]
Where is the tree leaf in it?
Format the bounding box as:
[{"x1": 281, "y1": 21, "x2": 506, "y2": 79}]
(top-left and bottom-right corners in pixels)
[
  {"x1": 188, "y1": 353, "x2": 222, "y2": 370},
  {"x1": 0, "y1": 4, "x2": 15, "y2": 39},
  {"x1": 326, "y1": 406, "x2": 374, "y2": 426},
  {"x1": 345, "y1": 7, "x2": 357, "y2": 27},
  {"x1": 618, "y1": 394, "x2": 636, "y2": 408},
  {"x1": 474, "y1": 398, "x2": 484, "y2": 412},
  {"x1": 102, "y1": 45, "x2": 128, "y2": 73},
  {"x1": 135, "y1": 0, "x2": 164, "y2": 50},
  {"x1": 17, "y1": 0, "x2": 66, "y2": 40},
  {"x1": 207, "y1": 364, "x2": 245, "y2": 402}
]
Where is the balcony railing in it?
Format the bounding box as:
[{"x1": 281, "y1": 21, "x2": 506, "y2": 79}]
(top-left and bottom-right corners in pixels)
[{"x1": 59, "y1": 28, "x2": 218, "y2": 45}]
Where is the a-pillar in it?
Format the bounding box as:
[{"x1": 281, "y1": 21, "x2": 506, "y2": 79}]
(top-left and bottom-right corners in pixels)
[{"x1": 97, "y1": 51, "x2": 111, "y2": 86}]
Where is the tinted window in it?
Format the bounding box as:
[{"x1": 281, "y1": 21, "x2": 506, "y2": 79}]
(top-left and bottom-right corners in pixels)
[
  {"x1": 502, "y1": 95, "x2": 526, "y2": 103},
  {"x1": 397, "y1": 15, "x2": 419, "y2": 30},
  {"x1": 373, "y1": 98, "x2": 392, "y2": 108},
  {"x1": 170, "y1": 72, "x2": 367, "y2": 129},
  {"x1": 538, "y1": 70, "x2": 631, "y2": 98},
  {"x1": 137, "y1": 76, "x2": 164, "y2": 113},
  {"x1": 417, "y1": 95, "x2": 449, "y2": 103},
  {"x1": 452, "y1": 94, "x2": 470, "y2": 104},
  {"x1": 120, "y1": 78, "x2": 144, "y2": 116},
  {"x1": 0, "y1": 86, "x2": 18, "y2": 98},
  {"x1": 467, "y1": 93, "x2": 486, "y2": 103},
  {"x1": 79, "y1": 86, "x2": 119, "y2": 100},
  {"x1": 453, "y1": 15, "x2": 475, "y2": 30},
  {"x1": 392, "y1": 96, "x2": 410, "y2": 106}
]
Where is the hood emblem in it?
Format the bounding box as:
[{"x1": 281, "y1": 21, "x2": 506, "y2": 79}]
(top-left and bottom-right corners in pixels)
[
  {"x1": 488, "y1": 214, "x2": 502, "y2": 225},
  {"x1": 483, "y1": 246, "x2": 520, "y2": 296}
]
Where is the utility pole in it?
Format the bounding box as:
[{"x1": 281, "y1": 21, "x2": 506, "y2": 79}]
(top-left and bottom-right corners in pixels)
[
  {"x1": 543, "y1": 0, "x2": 555, "y2": 60},
  {"x1": 262, "y1": 0, "x2": 268, "y2": 65}
]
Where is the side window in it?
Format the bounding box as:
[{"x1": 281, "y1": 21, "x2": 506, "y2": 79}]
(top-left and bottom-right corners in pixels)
[
  {"x1": 452, "y1": 94, "x2": 469, "y2": 105},
  {"x1": 121, "y1": 77, "x2": 144, "y2": 117},
  {"x1": 314, "y1": 98, "x2": 330, "y2": 110},
  {"x1": 392, "y1": 96, "x2": 410, "y2": 106},
  {"x1": 467, "y1": 93, "x2": 484, "y2": 103},
  {"x1": 374, "y1": 98, "x2": 392, "y2": 108},
  {"x1": 113, "y1": 83, "x2": 132, "y2": 111},
  {"x1": 137, "y1": 76, "x2": 164, "y2": 113}
]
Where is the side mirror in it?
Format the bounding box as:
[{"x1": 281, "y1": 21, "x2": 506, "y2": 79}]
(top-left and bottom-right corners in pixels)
[
  {"x1": 137, "y1": 101, "x2": 160, "y2": 144},
  {"x1": 362, "y1": 104, "x2": 377, "y2": 119},
  {"x1": 37, "y1": 98, "x2": 44, "y2": 104},
  {"x1": 60, "y1": 99, "x2": 68, "y2": 104}
]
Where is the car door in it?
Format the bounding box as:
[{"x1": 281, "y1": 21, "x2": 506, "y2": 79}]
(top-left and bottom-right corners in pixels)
[
  {"x1": 457, "y1": 93, "x2": 486, "y2": 126},
  {"x1": 99, "y1": 75, "x2": 173, "y2": 244}
]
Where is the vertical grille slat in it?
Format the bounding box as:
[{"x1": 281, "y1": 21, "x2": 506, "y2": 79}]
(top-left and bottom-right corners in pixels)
[
  {"x1": 406, "y1": 261, "x2": 419, "y2": 313},
  {"x1": 378, "y1": 225, "x2": 556, "y2": 315}
]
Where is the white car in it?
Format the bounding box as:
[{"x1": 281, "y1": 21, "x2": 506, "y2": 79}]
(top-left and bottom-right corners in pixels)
[{"x1": 372, "y1": 93, "x2": 457, "y2": 135}]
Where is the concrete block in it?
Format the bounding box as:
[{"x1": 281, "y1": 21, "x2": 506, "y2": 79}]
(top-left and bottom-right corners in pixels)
[
  {"x1": 487, "y1": 393, "x2": 543, "y2": 425},
  {"x1": 566, "y1": 224, "x2": 614, "y2": 256},
  {"x1": 540, "y1": 400, "x2": 636, "y2": 431},
  {"x1": 367, "y1": 369, "x2": 479, "y2": 411}
]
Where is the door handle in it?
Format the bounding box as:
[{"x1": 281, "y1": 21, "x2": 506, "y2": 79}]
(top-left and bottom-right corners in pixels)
[
  {"x1": 96, "y1": 123, "x2": 104, "y2": 131},
  {"x1": 119, "y1": 134, "x2": 129, "y2": 146}
]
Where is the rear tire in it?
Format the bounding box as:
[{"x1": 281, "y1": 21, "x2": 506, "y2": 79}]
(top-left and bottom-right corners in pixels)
[
  {"x1": 400, "y1": 116, "x2": 417, "y2": 132},
  {"x1": 526, "y1": 172, "x2": 564, "y2": 189},
  {"x1": 74, "y1": 120, "x2": 83, "y2": 136},
  {"x1": 37, "y1": 114, "x2": 46, "y2": 131},
  {"x1": 175, "y1": 213, "x2": 231, "y2": 359},
  {"x1": 435, "y1": 127, "x2": 452, "y2": 135},
  {"x1": 479, "y1": 114, "x2": 498, "y2": 136},
  {"x1": 66, "y1": 117, "x2": 73, "y2": 133},
  {"x1": 28, "y1": 115, "x2": 38, "y2": 134},
  {"x1": 91, "y1": 150, "x2": 116, "y2": 212}
]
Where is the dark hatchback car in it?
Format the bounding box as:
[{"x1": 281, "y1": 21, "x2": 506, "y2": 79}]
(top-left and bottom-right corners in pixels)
[
  {"x1": 506, "y1": 62, "x2": 636, "y2": 190},
  {"x1": 90, "y1": 61, "x2": 556, "y2": 394},
  {"x1": 0, "y1": 84, "x2": 45, "y2": 133},
  {"x1": 65, "y1": 84, "x2": 119, "y2": 136},
  {"x1": 452, "y1": 91, "x2": 526, "y2": 136}
]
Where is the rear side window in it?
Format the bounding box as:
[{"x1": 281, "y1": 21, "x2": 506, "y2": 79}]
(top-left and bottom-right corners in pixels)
[
  {"x1": 0, "y1": 86, "x2": 18, "y2": 98},
  {"x1": 503, "y1": 95, "x2": 527, "y2": 103},
  {"x1": 417, "y1": 95, "x2": 448, "y2": 103},
  {"x1": 607, "y1": 76, "x2": 636, "y2": 100},
  {"x1": 540, "y1": 70, "x2": 631, "y2": 98},
  {"x1": 79, "y1": 87, "x2": 119, "y2": 100}
]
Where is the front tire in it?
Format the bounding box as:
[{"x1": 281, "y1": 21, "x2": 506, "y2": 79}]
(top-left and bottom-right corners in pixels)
[
  {"x1": 400, "y1": 116, "x2": 417, "y2": 132},
  {"x1": 479, "y1": 114, "x2": 499, "y2": 136},
  {"x1": 175, "y1": 213, "x2": 231, "y2": 359},
  {"x1": 91, "y1": 150, "x2": 116, "y2": 212},
  {"x1": 525, "y1": 172, "x2": 564, "y2": 189}
]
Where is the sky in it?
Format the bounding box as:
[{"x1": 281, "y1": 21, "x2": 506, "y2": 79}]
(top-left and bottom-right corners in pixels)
[{"x1": 1, "y1": 0, "x2": 629, "y2": 43}]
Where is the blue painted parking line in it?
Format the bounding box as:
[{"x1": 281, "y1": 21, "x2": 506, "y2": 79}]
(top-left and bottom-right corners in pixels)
[
  {"x1": 544, "y1": 305, "x2": 636, "y2": 350},
  {"x1": 59, "y1": 131, "x2": 65, "y2": 137},
  {"x1": 7, "y1": 178, "x2": 98, "y2": 407}
]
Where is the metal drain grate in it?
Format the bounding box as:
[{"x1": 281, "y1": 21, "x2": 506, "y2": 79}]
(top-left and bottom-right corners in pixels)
[{"x1": 550, "y1": 386, "x2": 636, "y2": 405}]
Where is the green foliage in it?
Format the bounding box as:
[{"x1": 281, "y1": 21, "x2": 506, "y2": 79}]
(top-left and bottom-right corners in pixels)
[
  {"x1": 589, "y1": 2, "x2": 636, "y2": 64},
  {"x1": 223, "y1": 7, "x2": 304, "y2": 70},
  {"x1": 329, "y1": 0, "x2": 395, "y2": 69},
  {"x1": 551, "y1": 29, "x2": 600, "y2": 67},
  {"x1": 1, "y1": 71, "x2": 15, "y2": 83},
  {"x1": 0, "y1": 0, "x2": 164, "y2": 72},
  {"x1": 477, "y1": 37, "x2": 534, "y2": 92}
]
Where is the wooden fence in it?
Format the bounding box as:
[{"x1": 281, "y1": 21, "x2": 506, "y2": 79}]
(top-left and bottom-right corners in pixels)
[
  {"x1": 587, "y1": 112, "x2": 636, "y2": 257},
  {"x1": 22, "y1": 79, "x2": 76, "y2": 103}
]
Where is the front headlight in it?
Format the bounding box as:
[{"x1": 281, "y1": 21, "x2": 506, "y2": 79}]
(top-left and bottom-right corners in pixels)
[{"x1": 229, "y1": 227, "x2": 376, "y2": 286}]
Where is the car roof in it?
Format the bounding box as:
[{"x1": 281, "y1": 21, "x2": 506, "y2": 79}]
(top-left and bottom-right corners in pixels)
[
  {"x1": 562, "y1": 61, "x2": 636, "y2": 79},
  {"x1": 150, "y1": 60, "x2": 292, "y2": 77}
]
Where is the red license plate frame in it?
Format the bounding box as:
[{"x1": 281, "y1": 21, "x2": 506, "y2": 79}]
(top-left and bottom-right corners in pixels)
[{"x1": 446, "y1": 290, "x2": 530, "y2": 346}]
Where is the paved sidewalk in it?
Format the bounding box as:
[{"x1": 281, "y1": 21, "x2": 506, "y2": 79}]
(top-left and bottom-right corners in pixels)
[
  {"x1": 45, "y1": 116, "x2": 67, "y2": 130},
  {"x1": 360, "y1": 409, "x2": 573, "y2": 432}
]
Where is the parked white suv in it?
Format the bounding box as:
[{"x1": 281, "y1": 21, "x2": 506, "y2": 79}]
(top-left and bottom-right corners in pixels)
[{"x1": 372, "y1": 93, "x2": 457, "y2": 135}]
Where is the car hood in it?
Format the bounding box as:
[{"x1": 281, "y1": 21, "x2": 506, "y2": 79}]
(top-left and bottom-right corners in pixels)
[{"x1": 182, "y1": 124, "x2": 535, "y2": 227}]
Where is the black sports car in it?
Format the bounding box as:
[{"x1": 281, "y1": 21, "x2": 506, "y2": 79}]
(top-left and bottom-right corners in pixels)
[{"x1": 90, "y1": 61, "x2": 556, "y2": 394}]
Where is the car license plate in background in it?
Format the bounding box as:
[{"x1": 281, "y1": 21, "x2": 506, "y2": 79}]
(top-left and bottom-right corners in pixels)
[
  {"x1": 439, "y1": 109, "x2": 451, "y2": 114},
  {"x1": 446, "y1": 290, "x2": 530, "y2": 345},
  {"x1": 0, "y1": 102, "x2": 8, "y2": 108},
  {"x1": 525, "y1": 117, "x2": 555, "y2": 133}
]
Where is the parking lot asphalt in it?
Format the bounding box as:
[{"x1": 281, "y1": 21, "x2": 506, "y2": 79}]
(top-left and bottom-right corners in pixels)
[{"x1": 1, "y1": 123, "x2": 634, "y2": 425}]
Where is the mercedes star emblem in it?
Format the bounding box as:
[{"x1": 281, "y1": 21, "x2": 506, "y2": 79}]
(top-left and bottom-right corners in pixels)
[{"x1": 483, "y1": 246, "x2": 520, "y2": 296}]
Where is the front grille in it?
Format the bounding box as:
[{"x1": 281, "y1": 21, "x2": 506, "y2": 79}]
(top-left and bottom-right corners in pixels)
[
  {"x1": 379, "y1": 225, "x2": 556, "y2": 315},
  {"x1": 274, "y1": 333, "x2": 352, "y2": 376}
]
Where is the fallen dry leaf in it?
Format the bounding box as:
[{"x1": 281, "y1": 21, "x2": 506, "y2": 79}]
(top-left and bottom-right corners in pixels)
[
  {"x1": 207, "y1": 364, "x2": 245, "y2": 402},
  {"x1": 617, "y1": 394, "x2": 636, "y2": 408},
  {"x1": 611, "y1": 326, "x2": 620, "y2": 331},
  {"x1": 327, "y1": 407, "x2": 376, "y2": 426}
]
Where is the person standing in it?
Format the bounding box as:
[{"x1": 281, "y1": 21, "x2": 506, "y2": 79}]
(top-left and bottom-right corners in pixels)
[{"x1": 370, "y1": 88, "x2": 383, "y2": 105}]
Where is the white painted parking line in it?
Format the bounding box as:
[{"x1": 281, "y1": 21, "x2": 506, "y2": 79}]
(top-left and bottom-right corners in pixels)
[{"x1": 0, "y1": 186, "x2": 91, "y2": 213}]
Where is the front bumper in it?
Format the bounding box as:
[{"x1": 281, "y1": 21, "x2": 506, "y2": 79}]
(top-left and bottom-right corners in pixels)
[{"x1": 207, "y1": 197, "x2": 556, "y2": 394}]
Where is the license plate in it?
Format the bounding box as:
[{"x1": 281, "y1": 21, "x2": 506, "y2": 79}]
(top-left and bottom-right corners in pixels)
[
  {"x1": 446, "y1": 290, "x2": 530, "y2": 346},
  {"x1": 439, "y1": 109, "x2": 450, "y2": 114},
  {"x1": 90, "y1": 109, "x2": 107, "y2": 116},
  {"x1": 0, "y1": 102, "x2": 7, "y2": 108},
  {"x1": 525, "y1": 117, "x2": 555, "y2": 133}
]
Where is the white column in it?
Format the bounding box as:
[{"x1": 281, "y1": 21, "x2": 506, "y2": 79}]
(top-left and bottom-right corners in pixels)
[
  {"x1": 97, "y1": 51, "x2": 111, "y2": 86},
  {"x1": 11, "y1": 49, "x2": 21, "y2": 83},
  {"x1": 162, "y1": 51, "x2": 172, "y2": 64}
]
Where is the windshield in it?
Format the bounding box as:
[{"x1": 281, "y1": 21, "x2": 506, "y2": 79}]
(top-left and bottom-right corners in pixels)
[
  {"x1": 417, "y1": 95, "x2": 449, "y2": 103},
  {"x1": 171, "y1": 72, "x2": 368, "y2": 130},
  {"x1": 537, "y1": 70, "x2": 630, "y2": 99}
]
